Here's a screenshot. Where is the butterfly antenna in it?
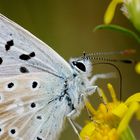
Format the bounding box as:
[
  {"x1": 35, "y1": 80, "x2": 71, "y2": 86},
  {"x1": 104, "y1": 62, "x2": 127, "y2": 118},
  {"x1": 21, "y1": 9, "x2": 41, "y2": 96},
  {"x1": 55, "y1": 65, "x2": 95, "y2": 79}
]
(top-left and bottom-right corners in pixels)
[
  {"x1": 81, "y1": 49, "x2": 137, "y2": 64},
  {"x1": 81, "y1": 49, "x2": 137, "y2": 100},
  {"x1": 83, "y1": 49, "x2": 136, "y2": 57},
  {"x1": 84, "y1": 56, "x2": 136, "y2": 64}
]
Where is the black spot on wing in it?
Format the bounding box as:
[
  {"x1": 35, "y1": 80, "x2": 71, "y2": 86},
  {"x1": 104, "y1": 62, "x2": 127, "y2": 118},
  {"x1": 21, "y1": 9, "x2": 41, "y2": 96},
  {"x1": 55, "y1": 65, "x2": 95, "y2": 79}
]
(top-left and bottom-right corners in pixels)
[
  {"x1": 20, "y1": 66, "x2": 29, "y2": 73},
  {"x1": 5, "y1": 40, "x2": 14, "y2": 51},
  {"x1": 0, "y1": 127, "x2": 3, "y2": 136},
  {"x1": 10, "y1": 129, "x2": 16, "y2": 134},
  {"x1": 36, "y1": 115, "x2": 42, "y2": 120},
  {"x1": 37, "y1": 137, "x2": 42, "y2": 140},
  {"x1": 19, "y1": 54, "x2": 30, "y2": 60},
  {"x1": 0, "y1": 57, "x2": 3, "y2": 64},
  {"x1": 29, "y1": 52, "x2": 35, "y2": 57},
  {"x1": 19, "y1": 52, "x2": 35, "y2": 61},
  {"x1": 30, "y1": 102, "x2": 36, "y2": 108},
  {"x1": 7, "y1": 82, "x2": 14, "y2": 88},
  {"x1": 32, "y1": 81, "x2": 38, "y2": 88}
]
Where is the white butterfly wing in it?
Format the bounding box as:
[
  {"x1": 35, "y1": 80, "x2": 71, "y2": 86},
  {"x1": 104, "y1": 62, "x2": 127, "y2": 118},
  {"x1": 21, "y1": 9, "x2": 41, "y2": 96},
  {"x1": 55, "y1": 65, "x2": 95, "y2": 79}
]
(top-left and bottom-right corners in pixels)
[
  {"x1": 0, "y1": 14, "x2": 73, "y2": 140},
  {"x1": 0, "y1": 73, "x2": 70, "y2": 140},
  {"x1": 0, "y1": 14, "x2": 72, "y2": 78}
]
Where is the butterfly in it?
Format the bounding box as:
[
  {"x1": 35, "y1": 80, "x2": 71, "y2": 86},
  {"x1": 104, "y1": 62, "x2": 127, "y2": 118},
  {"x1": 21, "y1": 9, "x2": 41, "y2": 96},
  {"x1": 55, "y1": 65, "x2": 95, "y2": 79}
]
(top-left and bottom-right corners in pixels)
[{"x1": 0, "y1": 14, "x2": 113, "y2": 140}]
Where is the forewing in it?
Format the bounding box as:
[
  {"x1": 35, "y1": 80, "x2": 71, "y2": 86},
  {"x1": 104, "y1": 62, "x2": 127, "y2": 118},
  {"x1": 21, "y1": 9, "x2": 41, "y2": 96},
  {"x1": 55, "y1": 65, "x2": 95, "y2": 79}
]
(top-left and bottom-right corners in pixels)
[
  {"x1": 0, "y1": 14, "x2": 72, "y2": 78},
  {"x1": 0, "y1": 72, "x2": 67, "y2": 140}
]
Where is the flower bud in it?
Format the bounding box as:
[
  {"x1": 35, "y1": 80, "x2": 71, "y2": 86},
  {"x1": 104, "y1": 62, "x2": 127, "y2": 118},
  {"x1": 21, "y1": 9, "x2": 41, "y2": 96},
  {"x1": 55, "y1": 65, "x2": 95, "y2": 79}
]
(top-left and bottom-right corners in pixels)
[{"x1": 122, "y1": 0, "x2": 140, "y2": 31}]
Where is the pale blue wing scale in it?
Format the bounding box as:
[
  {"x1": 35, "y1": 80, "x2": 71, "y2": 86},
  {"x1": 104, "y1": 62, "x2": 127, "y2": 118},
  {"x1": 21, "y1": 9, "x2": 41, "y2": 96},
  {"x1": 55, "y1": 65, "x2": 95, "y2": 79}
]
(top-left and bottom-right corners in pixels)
[
  {"x1": 0, "y1": 72, "x2": 68, "y2": 140},
  {"x1": 0, "y1": 14, "x2": 72, "y2": 78}
]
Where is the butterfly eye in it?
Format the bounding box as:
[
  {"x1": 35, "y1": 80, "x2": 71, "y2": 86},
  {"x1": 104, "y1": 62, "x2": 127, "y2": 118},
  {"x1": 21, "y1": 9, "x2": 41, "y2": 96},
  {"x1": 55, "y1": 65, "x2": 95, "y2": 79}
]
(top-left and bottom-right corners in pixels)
[{"x1": 72, "y1": 61, "x2": 86, "y2": 72}]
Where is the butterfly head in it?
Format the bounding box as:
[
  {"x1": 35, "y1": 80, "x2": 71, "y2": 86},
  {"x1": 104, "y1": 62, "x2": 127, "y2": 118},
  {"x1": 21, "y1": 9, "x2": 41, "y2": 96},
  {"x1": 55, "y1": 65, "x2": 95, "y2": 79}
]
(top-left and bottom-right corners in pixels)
[{"x1": 69, "y1": 58, "x2": 92, "y2": 77}]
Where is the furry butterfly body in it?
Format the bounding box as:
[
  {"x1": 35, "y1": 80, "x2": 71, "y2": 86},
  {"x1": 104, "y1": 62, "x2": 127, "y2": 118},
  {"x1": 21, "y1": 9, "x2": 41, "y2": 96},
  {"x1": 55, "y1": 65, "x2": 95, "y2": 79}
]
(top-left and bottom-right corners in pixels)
[{"x1": 0, "y1": 14, "x2": 97, "y2": 140}]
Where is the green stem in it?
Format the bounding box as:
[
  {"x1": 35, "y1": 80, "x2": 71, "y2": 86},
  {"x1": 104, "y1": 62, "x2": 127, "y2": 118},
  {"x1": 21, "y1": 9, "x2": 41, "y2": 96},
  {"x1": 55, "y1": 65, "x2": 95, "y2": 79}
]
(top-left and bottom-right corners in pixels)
[
  {"x1": 120, "y1": 126, "x2": 136, "y2": 140},
  {"x1": 94, "y1": 24, "x2": 140, "y2": 44}
]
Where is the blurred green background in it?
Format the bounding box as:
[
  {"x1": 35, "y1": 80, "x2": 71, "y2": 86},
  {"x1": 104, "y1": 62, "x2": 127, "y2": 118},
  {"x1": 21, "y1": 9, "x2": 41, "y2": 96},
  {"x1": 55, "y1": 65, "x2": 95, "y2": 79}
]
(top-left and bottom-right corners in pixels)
[{"x1": 0, "y1": 0, "x2": 140, "y2": 139}]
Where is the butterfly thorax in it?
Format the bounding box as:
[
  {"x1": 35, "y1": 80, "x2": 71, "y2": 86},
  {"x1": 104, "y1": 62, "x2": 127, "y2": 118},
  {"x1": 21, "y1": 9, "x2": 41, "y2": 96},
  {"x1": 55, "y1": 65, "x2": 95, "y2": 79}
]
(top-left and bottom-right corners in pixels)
[{"x1": 62, "y1": 58, "x2": 93, "y2": 118}]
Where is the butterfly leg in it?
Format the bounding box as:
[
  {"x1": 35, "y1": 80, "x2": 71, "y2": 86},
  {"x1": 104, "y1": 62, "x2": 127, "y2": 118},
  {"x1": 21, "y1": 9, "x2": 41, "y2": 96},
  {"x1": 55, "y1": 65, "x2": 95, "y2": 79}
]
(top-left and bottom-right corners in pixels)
[
  {"x1": 90, "y1": 72, "x2": 115, "y2": 85},
  {"x1": 80, "y1": 93, "x2": 93, "y2": 120},
  {"x1": 95, "y1": 86, "x2": 107, "y2": 105},
  {"x1": 67, "y1": 110, "x2": 82, "y2": 140},
  {"x1": 89, "y1": 72, "x2": 116, "y2": 106},
  {"x1": 86, "y1": 85, "x2": 107, "y2": 105}
]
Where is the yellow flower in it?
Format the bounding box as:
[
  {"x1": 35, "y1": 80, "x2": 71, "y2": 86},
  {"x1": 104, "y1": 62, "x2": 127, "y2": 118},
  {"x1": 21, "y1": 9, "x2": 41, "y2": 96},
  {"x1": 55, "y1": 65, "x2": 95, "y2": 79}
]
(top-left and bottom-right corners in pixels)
[
  {"x1": 104, "y1": 0, "x2": 123, "y2": 24},
  {"x1": 104, "y1": 0, "x2": 140, "y2": 31},
  {"x1": 135, "y1": 62, "x2": 140, "y2": 74},
  {"x1": 122, "y1": 0, "x2": 140, "y2": 31},
  {"x1": 80, "y1": 83, "x2": 140, "y2": 140}
]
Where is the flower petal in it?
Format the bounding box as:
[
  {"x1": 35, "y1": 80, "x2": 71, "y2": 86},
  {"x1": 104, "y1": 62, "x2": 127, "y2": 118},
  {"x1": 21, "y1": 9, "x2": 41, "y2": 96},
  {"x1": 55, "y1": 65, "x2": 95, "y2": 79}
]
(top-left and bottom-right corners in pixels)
[
  {"x1": 112, "y1": 103, "x2": 128, "y2": 118},
  {"x1": 107, "y1": 83, "x2": 118, "y2": 103},
  {"x1": 85, "y1": 101, "x2": 96, "y2": 115},
  {"x1": 135, "y1": 62, "x2": 140, "y2": 74},
  {"x1": 80, "y1": 122, "x2": 95, "y2": 139},
  {"x1": 125, "y1": 93, "x2": 140, "y2": 105},
  {"x1": 117, "y1": 102, "x2": 139, "y2": 134},
  {"x1": 104, "y1": 0, "x2": 123, "y2": 24}
]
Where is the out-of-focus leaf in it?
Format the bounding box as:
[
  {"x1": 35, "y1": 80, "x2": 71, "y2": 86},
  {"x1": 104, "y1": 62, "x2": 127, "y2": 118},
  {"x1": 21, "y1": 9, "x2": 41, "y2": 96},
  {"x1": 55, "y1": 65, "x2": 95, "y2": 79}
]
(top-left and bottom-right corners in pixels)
[{"x1": 94, "y1": 24, "x2": 140, "y2": 43}]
